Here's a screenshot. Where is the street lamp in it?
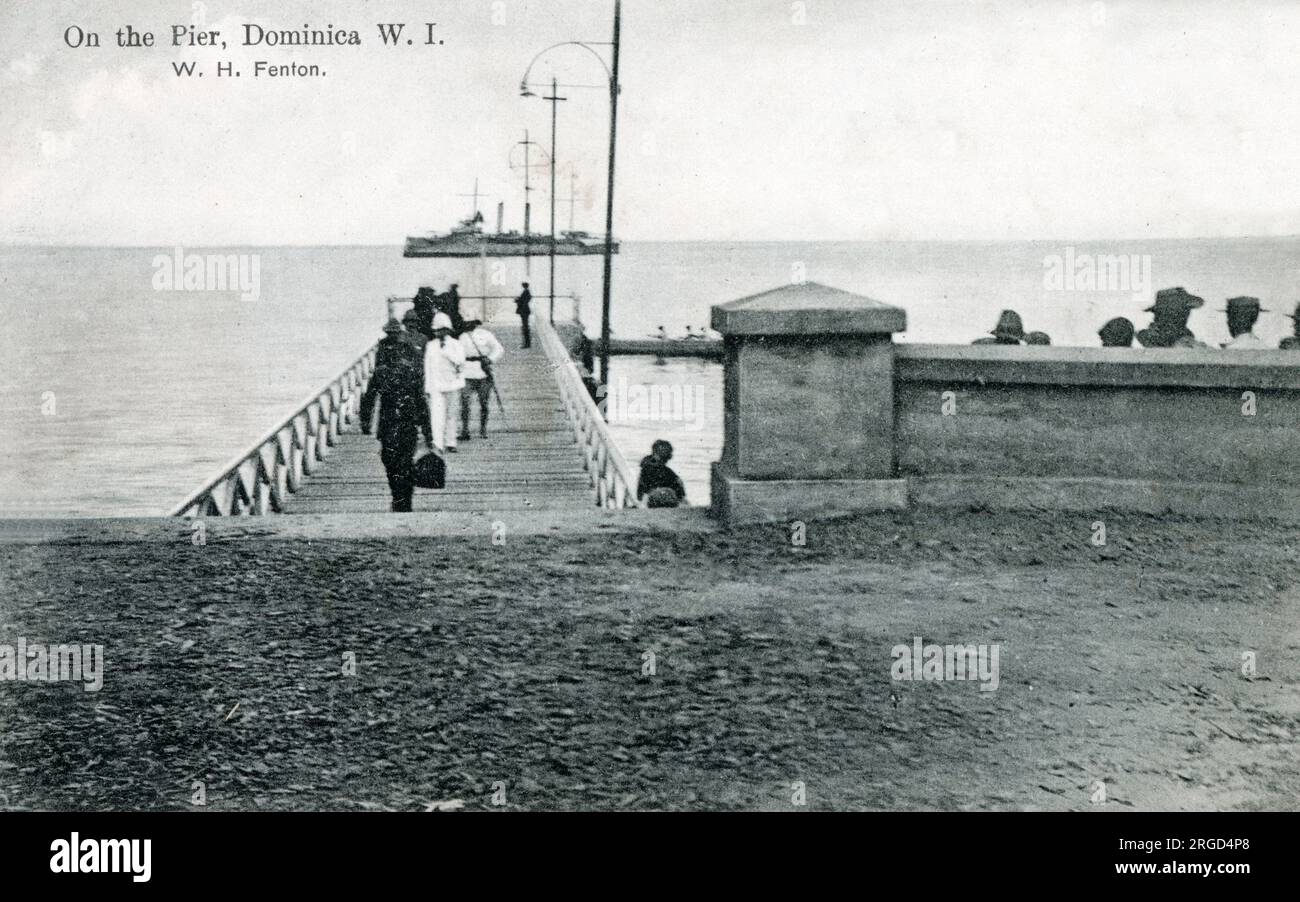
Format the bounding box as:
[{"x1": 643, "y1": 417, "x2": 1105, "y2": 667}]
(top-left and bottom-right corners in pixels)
[
  {"x1": 520, "y1": 0, "x2": 622, "y2": 384},
  {"x1": 520, "y1": 78, "x2": 566, "y2": 324}
]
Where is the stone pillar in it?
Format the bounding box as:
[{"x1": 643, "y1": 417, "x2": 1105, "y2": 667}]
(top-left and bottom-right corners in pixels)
[{"x1": 709, "y1": 281, "x2": 909, "y2": 526}]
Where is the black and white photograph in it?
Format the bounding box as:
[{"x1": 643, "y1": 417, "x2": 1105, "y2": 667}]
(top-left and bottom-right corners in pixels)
[{"x1": 0, "y1": 0, "x2": 1295, "y2": 885}]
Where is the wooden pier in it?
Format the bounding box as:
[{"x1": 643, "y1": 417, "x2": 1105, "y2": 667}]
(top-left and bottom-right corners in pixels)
[
  {"x1": 283, "y1": 324, "x2": 595, "y2": 514},
  {"x1": 173, "y1": 315, "x2": 641, "y2": 518}
]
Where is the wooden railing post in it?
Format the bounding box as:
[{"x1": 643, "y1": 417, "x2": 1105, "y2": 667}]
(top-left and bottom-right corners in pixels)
[{"x1": 534, "y1": 315, "x2": 640, "y2": 508}]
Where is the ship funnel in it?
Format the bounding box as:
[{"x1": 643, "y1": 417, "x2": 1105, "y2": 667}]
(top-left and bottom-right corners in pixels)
[{"x1": 496, "y1": 202, "x2": 504, "y2": 235}]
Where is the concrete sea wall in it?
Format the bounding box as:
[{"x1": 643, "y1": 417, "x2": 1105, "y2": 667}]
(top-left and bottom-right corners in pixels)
[{"x1": 709, "y1": 283, "x2": 1300, "y2": 525}]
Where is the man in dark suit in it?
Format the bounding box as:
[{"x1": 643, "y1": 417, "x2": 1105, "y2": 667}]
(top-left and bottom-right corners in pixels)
[
  {"x1": 411, "y1": 287, "x2": 438, "y2": 339},
  {"x1": 361, "y1": 320, "x2": 434, "y2": 513},
  {"x1": 515, "y1": 282, "x2": 533, "y2": 348},
  {"x1": 443, "y1": 283, "x2": 465, "y2": 335}
]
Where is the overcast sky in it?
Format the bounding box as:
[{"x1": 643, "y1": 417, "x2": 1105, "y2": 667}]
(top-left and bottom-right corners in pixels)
[{"x1": 2, "y1": 0, "x2": 1298, "y2": 244}]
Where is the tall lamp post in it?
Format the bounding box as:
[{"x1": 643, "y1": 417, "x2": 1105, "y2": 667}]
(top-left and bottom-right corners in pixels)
[
  {"x1": 520, "y1": 80, "x2": 567, "y2": 324},
  {"x1": 520, "y1": 0, "x2": 622, "y2": 383}
]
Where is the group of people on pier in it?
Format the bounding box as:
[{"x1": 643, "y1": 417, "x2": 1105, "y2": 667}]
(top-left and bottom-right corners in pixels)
[
  {"x1": 360, "y1": 282, "x2": 690, "y2": 513},
  {"x1": 360, "y1": 285, "x2": 506, "y2": 512},
  {"x1": 973, "y1": 289, "x2": 1300, "y2": 350}
]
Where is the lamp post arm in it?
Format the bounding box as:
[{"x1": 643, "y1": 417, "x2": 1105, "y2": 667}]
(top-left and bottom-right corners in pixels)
[{"x1": 520, "y1": 40, "x2": 613, "y2": 90}]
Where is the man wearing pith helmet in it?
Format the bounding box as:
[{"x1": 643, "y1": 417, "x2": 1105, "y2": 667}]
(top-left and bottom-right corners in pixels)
[{"x1": 424, "y1": 312, "x2": 467, "y2": 453}]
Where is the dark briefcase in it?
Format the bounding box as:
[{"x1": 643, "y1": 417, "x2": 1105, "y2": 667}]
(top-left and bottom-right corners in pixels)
[{"x1": 412, "y1": 452, "x2": 446, "y2": 490}]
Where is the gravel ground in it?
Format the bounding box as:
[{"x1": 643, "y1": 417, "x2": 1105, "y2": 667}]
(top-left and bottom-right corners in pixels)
[{"x1": 1, "y1": 507, "x2": 1297, "y2": 811}]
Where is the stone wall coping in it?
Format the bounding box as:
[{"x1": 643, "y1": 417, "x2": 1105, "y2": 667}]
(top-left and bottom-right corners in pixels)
[
  {"x1": 711, "y1": 282, "x2": 907, "y2": 336},
  {"x1": 896, "y1": 343, "x2": 1300, "y2": 390}
]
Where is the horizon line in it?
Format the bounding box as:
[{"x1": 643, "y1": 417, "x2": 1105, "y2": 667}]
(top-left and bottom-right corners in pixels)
[{"x1": 2, "y1": 234, "x2": 1298, "y2": 249}]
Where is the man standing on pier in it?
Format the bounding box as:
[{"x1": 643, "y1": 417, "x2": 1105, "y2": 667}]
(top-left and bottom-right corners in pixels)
[
  {"x1": 459, "y1": 319, "x2": 505, "y2": 441},
  {"x1": 425, "y1": 313, "x2": 467, "y2": 453},
  {"x1": 361, "y1": 319, "x2": 434, "y2": 513},
  {"x1": 412, "y1": 287, "x2": 438, "y2": 339},
  {"x1": 444, "y1": 284, "x2": 465, "y2": 335},
  {"x1": 516, "y1": 282, "x2": 533, "y2": 348}
]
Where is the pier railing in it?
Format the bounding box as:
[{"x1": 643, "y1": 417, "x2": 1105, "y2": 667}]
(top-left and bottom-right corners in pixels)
[
  {"x1": 172, "y1": 345, "x2": 378, "y2": 517},
  {"x1": 535, "y1": 315, "x2": 641, "y2": 509}
]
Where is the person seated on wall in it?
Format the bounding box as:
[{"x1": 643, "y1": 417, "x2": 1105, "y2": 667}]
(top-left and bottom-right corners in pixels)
[
  {"x1": 973, "y1": 310, "x2": 1025, "y2": 345},
  {"x1": 1220, "y1": 296, "x2": 1268, "y2": 350},
  {"x1": 1136, "y1": 287, "x2": 1206, "y2": 348},
  {"x1": 1024, "y1": 331, "x2": 1052, "y2": 345},
  {"x1": 1098, "y1": 317, "x2": 1136, "y2": 348},
  {"x1": 637, "y1": 440, "x2": 687, "y2": 508},
  {"x1": 1282, "y1": 302, "x2": 1300, "y2": 350}
]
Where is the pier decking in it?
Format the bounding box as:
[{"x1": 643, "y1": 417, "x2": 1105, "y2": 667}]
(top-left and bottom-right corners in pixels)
[
  {"x1": 172, "y1": 315, "x2": 641, "y2": 518},
  {"x1": 284, "y1": 324, "x2": 596, "y2": 514}
]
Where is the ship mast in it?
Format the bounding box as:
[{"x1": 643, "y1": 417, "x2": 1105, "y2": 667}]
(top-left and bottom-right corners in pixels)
[
  {"x1": 457, "y1": 178, "x2": 485, "y2": 221},
  {"x1": 511, "y1": 131, "x2": 548, "y2": 275},
  {"x1": 562, "y1": 171, "x2": 579, "y2": 232}
]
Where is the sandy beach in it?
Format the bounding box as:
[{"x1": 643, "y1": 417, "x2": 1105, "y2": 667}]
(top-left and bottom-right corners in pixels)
[{"x1": 1, "y1": 507, "x2": 1295, "y2": 812}]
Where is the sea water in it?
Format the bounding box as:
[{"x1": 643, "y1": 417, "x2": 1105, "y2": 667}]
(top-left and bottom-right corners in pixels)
[{"x1": 1, "y1": 238, "x2": 1295, "y2": 515}]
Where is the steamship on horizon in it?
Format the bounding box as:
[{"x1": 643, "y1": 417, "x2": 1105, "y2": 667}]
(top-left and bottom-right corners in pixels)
[{"x1": 404, "y1": 210, "x2": 618, "y2": 259}]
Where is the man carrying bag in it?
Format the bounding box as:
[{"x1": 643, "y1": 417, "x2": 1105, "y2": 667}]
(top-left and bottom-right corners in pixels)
[
  {"x1": 458, "y1": 318, "x2": 506, "y2": 441},
  {"x1": 361, "y1": 319, "x2": 435, "y2": 513}
]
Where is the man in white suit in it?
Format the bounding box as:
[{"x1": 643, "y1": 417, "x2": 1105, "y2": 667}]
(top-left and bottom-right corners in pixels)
[{"x1": 424, "y1": 313, "x2": 466, "y2": 453}]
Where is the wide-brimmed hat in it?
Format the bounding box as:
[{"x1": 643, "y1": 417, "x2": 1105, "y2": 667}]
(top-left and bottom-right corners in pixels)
[
  {"x1": 1098, "y1": 317, "x2": 1135, "y2": 346},
  {"x1": 990, "y1": 310, "x2": 1025, "y2": 341},
  {"x1": 1222, "y1": 296, "x2": 1266, "y2": 314},
  {"x1": 1288, "y1": 301, "x2": 1300, "y2": 320},
  {"x1": 382, "y1": 318, "x2": 404, "y2": 335},
  {"x1": 432, "y1": 313, "x2": 454, "y2": 332},
  {"x1": 1146, "y1": 287, "x2": 1204, "y2": 314}
]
